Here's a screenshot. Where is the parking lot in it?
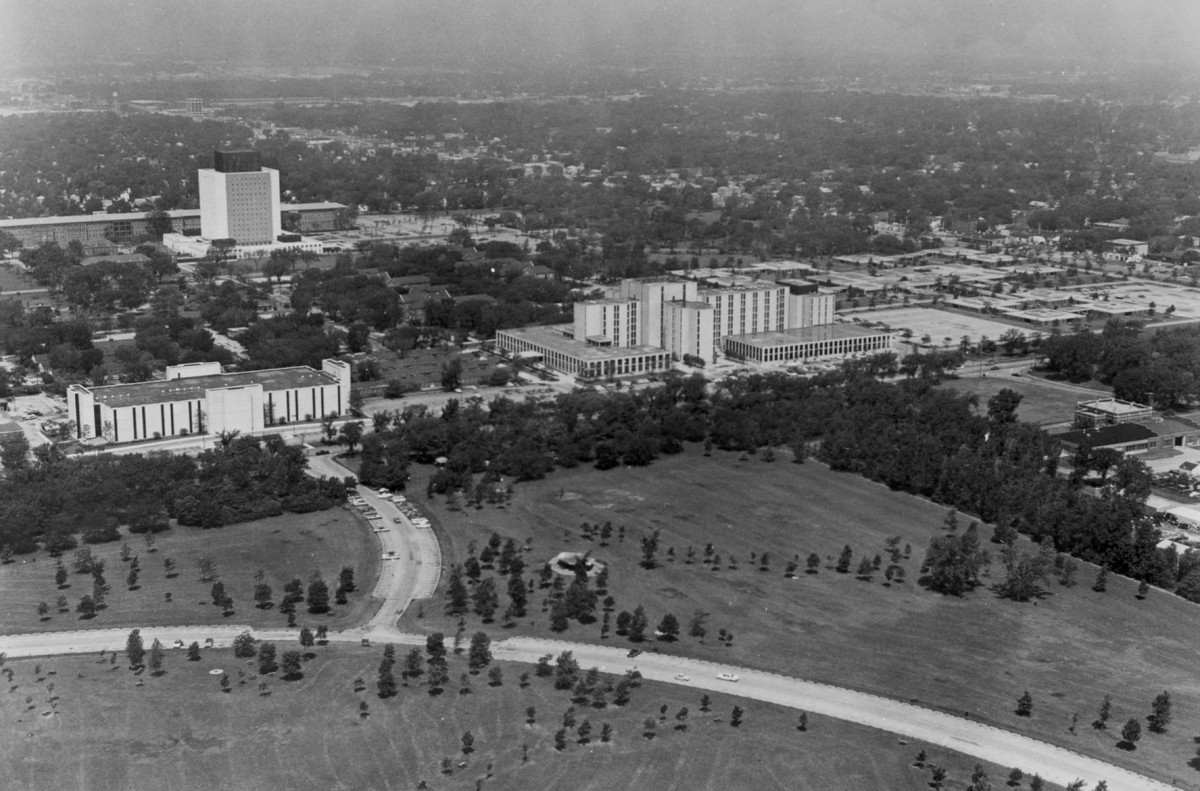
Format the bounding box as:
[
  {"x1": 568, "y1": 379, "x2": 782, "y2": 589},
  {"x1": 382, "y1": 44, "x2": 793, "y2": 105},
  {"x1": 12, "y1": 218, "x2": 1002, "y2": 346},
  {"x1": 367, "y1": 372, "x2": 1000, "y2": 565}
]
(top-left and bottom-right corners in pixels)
[{"x1": 856, "y1": 306, "x2": 1040, "y2": 346}]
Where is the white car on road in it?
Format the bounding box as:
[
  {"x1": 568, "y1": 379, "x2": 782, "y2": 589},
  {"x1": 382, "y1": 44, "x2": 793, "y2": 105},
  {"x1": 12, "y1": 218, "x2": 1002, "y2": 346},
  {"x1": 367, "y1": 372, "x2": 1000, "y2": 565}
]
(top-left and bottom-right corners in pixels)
[{"x1": 717, "y1": 672, "x2": 740, "y2": 682}]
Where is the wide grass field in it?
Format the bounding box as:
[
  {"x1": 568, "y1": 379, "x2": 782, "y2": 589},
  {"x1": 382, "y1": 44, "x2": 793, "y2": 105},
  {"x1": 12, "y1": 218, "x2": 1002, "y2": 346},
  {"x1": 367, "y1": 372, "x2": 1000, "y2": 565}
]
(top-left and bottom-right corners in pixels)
[
  {"x1": 0, "y1": 647, "x2": 1019, "y2": 791},
  {"x1": 0, "y1": 508, "x2": 382, "y2": 636},
  {"x1": 403, "y1": 452, "x2": 1200, "y2": 788},
  {"x1": 937, "y1": 374, "x2": 1094, "y2": 426}
]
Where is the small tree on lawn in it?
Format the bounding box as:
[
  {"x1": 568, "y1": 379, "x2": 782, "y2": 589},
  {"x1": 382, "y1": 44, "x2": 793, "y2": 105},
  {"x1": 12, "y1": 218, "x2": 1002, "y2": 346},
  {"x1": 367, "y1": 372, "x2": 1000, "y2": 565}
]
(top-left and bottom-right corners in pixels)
[
  {"x1": 258, "y1": 642, "x2": 278, "y2": 675},
  {"x1": 1092, "y1": 567, "x2": 1108, "y2": 592},
  {"x1": 233, "y1": 631, "x2": 257, "y2": 658},
  {"x1": 148, "y1": 639, "x2": 165, "y2": 676},
  {"x1": 280, "y1": 650, "x2": 303, "y2": 681},
  {"x1": 1120, "y1": 718, "x2": 1141, "y2": 748},
  {"x1": 806, "y1": 552, "x2": 821, "y2": 574},
  {"x1": 730, "y1": 705, "x2": 744, "y2": 727},
  {"x1": 299, "y1": 627, "x2": 315, "y2": 655},
  {"x1": 402, "y1": 648, "x2": 423, "y2": 685},
  {"x1": 306, "y1": 577, "x2": 330, "y2": 614},
  {"x1": 554, "y1": 728, "x2": 567, "y2": 751},
  {"x1": 254, "y1": 583, "x2": 273, "y2": 609},
  {"x1": 427, "y1": 660, "x2": 449, "y2": 693},
  {"x1": 126, "y1": 629, "x2": 145, "y2": 668},
  {"x1": 1094, "y1": 694, "x2": 1111, "y2": 730},
  {"x1": 36, "y1": 602, "x2": 49, "y2": 620},
  {"x1": 187, "y1": 642, "x2": 201, "y2": 661},
  {"x1": 1148, "y1": 691, "x2": 1172, "y2": 733},
  {"x1": 657, "y1": 613, "x2": 680, "y2": 641},
  {"x1": 1029, "y1": 775, "x2": 1044, "y2": 791},
  {"x1": 1136, "y1": 579, "x2": 1149, "y2": 599},
  {"x1": 628, "y1": 605, "x2": 648, "y2": 642},
  {"x1": 378, "y1": 663, "x2": 397, "y2": 698},
  {"x1": 1015, "y1": 691, "x2": 1033, "y2": 717},
  {"x1": 445, "y1": 565, "x2": 469, "y2": 615},
  {"x1": 836, "y1": 545, "x2": 853, "y2": 573},
  {"x1": 487, "y1": 666, "x2": 503, "y2": 687},
  {"x1": 55, "y1": 561, "x2": 68, "y2": 588},
  {"x1": 969, "y1": 764, "x2": 990, "y2": 791},
  {"x1": 468, "y1": 632, "x2": 492, "y2": 673},
  {"x1": 1006, "y1": 768, "x2": 1023, "y2": 786},
  {"x1": 461, "y1": 731, "x2": 474, "y2": 755}
]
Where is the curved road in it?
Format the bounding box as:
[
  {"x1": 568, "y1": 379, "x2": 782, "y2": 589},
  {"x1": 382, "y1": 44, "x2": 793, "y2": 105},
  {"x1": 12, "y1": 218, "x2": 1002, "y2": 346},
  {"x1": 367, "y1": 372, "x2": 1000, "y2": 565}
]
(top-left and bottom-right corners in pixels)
[{"x1": 0, "y1": 459, "x2": 1177, "y2": 790}]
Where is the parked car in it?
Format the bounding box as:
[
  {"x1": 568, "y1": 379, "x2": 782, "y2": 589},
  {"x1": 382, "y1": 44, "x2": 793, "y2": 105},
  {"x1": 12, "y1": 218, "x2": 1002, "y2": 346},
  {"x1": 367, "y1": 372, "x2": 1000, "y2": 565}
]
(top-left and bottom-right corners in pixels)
[
  {"x1": 717, "y1": 672, "x2": 740, "y2": 682},
  {"x1": 674, "y1": 674, "x2": 690, "y2": 682}
]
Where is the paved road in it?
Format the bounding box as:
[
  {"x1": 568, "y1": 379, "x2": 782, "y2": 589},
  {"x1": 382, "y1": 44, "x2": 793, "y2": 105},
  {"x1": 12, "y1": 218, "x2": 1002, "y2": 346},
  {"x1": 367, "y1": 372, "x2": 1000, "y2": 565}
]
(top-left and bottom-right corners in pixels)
[
  {"x1": 307, "y1": 454, "x2": 442, "y2": 626},
  {"x1": 0, "y1": 625, "x2": 1173, "y2": 791},
  {"x1": 0, "y1": 394, "x2": 1179, "y2": 789}
]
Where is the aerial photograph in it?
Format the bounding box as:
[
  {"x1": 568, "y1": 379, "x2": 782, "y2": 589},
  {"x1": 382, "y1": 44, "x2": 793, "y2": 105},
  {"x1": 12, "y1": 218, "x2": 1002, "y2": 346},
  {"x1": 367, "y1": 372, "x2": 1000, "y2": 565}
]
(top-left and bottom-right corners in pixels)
[{"x1": 0, "y1": 0, "x2": 1199, "y2": 788}]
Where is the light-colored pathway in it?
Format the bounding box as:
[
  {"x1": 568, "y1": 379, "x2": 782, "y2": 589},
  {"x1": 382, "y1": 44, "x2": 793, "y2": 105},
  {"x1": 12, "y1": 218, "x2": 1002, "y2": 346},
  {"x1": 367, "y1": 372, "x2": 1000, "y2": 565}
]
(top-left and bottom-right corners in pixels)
[{"x1": 0, "y1": 627, "x2": 1175, "y2": 791}]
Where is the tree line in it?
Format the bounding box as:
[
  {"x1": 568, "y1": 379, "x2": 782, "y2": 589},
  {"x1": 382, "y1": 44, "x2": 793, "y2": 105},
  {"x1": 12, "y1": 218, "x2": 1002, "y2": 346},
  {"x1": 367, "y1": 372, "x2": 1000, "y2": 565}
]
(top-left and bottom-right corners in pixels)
[{"x1": 0, "y1": 434, "x2": 351, "y2": 556}]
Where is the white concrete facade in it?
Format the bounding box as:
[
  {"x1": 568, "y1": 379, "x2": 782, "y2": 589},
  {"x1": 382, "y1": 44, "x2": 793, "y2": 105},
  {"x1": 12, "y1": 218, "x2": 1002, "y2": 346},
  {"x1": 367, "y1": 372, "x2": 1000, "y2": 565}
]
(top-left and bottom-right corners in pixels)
[
  {"x1": 664, "y1": 300, "x2": 716, "y2": 362},
  {"x1": 702, "y1": 285, "x2": 787, "y2": 348},
  {"x1": 68, "y1": 358, "x2": 351, "y2": 444},
  {"x1": 198, "y1": 167, "x2": 282, "y2": 244},
  {"x1": 573, "y1": 299, "x2": 639, "y2": 347},
  {"x1": 619, "y1": 279, "x2": 698, "y2": 349},
  {"x1": 786, "y1": 291, "x2": 836, "y2": 328}
]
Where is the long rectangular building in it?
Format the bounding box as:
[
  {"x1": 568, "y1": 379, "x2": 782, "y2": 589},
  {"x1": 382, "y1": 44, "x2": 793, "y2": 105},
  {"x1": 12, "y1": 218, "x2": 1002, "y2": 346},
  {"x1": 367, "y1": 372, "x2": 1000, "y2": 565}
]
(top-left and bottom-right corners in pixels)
[
  {"x1": 68, "y1": 359, "x2": 351, "y2": 444},
  {"x1": 495, "y1": 325, "x2": 672, "y2": 380},
  {"x1": 723, "y1": 324, "x2": 894, "y2": 364},
  {"x1": 0, "y1": 203, "x2": 346, "y2": 249}
]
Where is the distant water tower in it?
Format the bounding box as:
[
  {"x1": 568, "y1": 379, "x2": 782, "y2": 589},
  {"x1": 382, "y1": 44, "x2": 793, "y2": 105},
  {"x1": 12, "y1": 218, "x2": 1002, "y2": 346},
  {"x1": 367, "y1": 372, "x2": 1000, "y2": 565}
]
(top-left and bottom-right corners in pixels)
[{"x1": 111, "y1": 91, "x2": 120, "y2": 113}]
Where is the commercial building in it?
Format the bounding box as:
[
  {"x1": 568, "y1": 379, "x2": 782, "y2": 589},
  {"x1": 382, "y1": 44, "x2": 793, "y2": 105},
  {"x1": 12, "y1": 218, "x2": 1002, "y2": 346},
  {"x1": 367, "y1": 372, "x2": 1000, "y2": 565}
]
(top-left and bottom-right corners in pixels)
[
  {"x1": 198, "y1": 150, "x2": 282, "y2": 244},
  {"x1": 0, "y1": 203, "x2": 345, "y2": 250},
  {"x1": 1074, "y1": 397, "x2": 1154, "y2": 428},
  {"x1": 500, "y1": 273, "x2": 864, "y2": 378},
  {"x1": 494, "y1": 325, "x2": 672, "y2": 379},
  {"x1": 0, "y1": 210, "x2": 203, "y2": 248},
  {"x1": 700, "y1": 282, "x2": 787, "y2": 344},
  {"x1": 723, "y1": 324, "x2": 894, "y2": 364},
  {"x1": 67, "y1": 358, "x2": 351, "y2": 444},
  {"x1": 1057, "y1": 416, "x2": 1200, "y2": 456}
]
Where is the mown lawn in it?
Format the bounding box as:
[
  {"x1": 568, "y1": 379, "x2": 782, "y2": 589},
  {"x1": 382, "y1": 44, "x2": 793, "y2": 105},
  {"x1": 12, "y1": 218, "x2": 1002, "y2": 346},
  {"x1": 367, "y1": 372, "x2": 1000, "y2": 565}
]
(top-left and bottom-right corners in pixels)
[
  {"x1": 0, "y1": 508, "x2": 382, "y2": 635},
  {"x1": 402, "y1": 451, "x2": 1200, "y2": 788},
  {"x1": 938, "y1": 374, "x2": 1089, "y2": 425},
  {"x1": 0, "y1": 646, "x2": 1017, "y2": 791}
]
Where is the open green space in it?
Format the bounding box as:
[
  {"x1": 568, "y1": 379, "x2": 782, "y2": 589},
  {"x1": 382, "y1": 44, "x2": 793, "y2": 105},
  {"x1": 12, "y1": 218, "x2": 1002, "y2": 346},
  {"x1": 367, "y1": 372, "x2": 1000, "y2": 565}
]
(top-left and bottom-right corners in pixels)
[
  {"x1": 937, "y1": 374, "x2": 1092, "y2": 426},
  {"x1": 0, "y1": 508, "x2": 382, "y2": 635},
  {"x1": 404, "y1": 453, "x2": 1200, "y2": 788},
  {"x1": 0, "y1": 647, "x2": 1020, "y2": 791}
]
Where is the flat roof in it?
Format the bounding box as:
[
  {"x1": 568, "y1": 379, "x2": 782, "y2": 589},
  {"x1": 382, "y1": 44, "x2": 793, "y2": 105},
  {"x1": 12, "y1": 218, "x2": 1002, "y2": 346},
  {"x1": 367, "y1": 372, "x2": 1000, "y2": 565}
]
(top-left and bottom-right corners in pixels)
[
  {"x1": 283, "y1": 202, "x2": 347, "y2": 211},
  {"x1": 1076, "y1": 398, "x2": 1151, "y2": 415},
  {"x1": 87, "y1": 366, "x2": 336, "y2": 408},
  {"x1": 1057, "y1": 423, "x2": 1155, "y2": 446},
  {"x1": 1, "y1": 202, "x2": 343, "y2": 230},
  {"x1": 725, "y1": 324, "x2": 891, "y2": 349},
  {"x1": 1001, "y1": 308, "x2": 1085, "y2": 322},
  {"x1": 0, "y1": 209, "x2": 200, "y2": 229},
  {"x1": 498, "y1": 324, "x2": 668, "y2": 362}
]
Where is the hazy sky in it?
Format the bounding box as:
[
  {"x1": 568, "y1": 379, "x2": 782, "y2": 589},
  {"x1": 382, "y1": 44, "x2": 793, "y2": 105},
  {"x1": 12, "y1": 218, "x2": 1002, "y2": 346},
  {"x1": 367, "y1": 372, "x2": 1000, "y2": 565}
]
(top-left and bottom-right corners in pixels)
[{"x1": 3, "y1": 0, "x2": 1198, "y2": 72}]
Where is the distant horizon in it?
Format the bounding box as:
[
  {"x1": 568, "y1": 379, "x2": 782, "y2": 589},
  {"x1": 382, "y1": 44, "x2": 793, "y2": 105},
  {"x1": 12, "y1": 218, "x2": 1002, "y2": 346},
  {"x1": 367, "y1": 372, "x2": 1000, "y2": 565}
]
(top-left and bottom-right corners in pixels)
[{"x1": 2, "y1": 0, "x2": 1198, "y2": 76}]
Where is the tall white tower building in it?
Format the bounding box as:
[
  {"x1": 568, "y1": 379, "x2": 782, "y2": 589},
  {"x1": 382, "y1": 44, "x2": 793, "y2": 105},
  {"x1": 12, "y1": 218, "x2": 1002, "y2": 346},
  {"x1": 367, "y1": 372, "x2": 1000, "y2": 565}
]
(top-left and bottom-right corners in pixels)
[{"x1": 198, "y1": 150, "x2": 281, "y2": 245}]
